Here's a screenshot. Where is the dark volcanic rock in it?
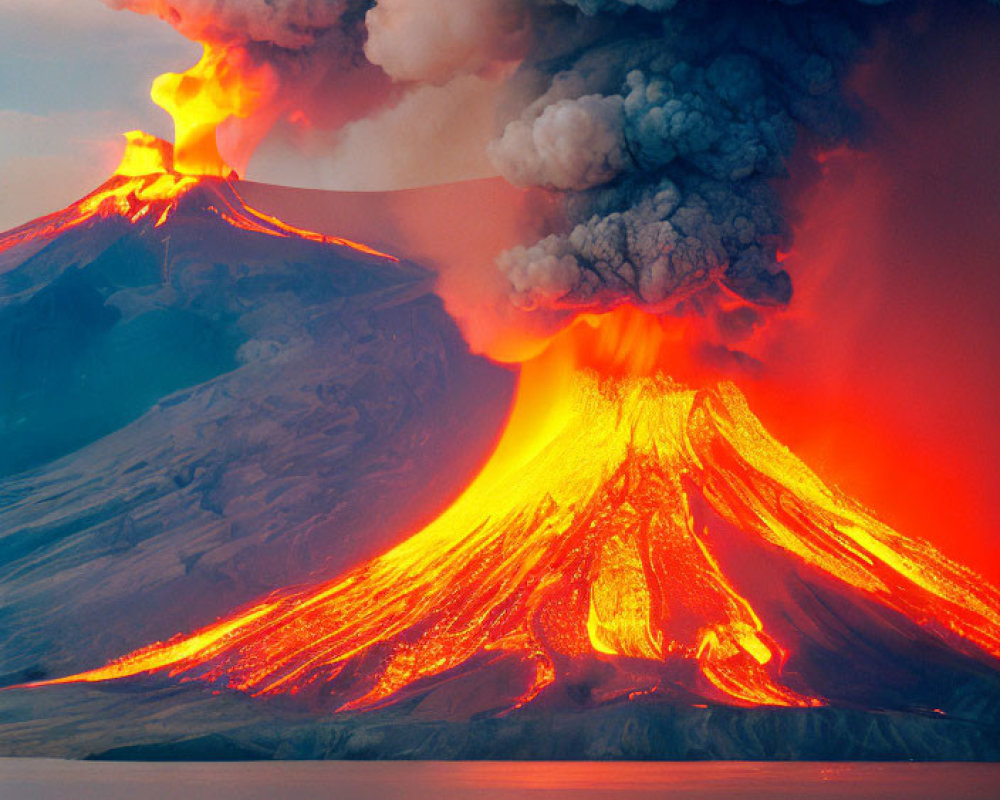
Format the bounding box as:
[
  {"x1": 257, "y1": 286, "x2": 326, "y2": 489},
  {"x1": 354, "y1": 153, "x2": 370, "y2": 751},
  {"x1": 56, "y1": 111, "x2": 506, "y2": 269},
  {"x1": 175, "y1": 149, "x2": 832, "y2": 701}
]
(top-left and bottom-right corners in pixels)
[{"x1": 0, "y1": 682, "x2": 997, "y2": 761}]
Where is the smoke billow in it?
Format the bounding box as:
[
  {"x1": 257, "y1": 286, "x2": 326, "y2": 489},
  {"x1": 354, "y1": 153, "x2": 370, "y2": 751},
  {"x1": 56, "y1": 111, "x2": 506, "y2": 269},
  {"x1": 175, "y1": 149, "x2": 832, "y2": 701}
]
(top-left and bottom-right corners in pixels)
[
  {"x1": 99, "y1": 1, "x2": 364, "y2": 49},
  {"x1": 490, "y1": 1, "x2": 891, "y2": 315},
  {"x1": 103, "y1": 0, "x2": 998, "y2": 352},
  {"x1": 364, "y1": 0, "x2": 526, "y2": 83}
]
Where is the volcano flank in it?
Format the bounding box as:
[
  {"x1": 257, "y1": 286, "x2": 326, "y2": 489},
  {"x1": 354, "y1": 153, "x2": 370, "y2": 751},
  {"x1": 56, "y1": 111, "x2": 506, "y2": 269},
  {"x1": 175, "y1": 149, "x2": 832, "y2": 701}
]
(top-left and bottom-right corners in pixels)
[
  {"x1": 24, "y1": 318, "x2": 1000, "y2": 715},
  {"x1": 1, "y1": 146, "x2": 999, "y2": 761}
]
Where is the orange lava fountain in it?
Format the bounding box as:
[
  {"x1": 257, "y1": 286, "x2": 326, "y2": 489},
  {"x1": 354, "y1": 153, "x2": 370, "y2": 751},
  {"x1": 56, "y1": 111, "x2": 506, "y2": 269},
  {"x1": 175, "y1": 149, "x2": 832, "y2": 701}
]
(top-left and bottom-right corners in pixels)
[
  {"x1": 151, "y1": 41, "x2": 269, "y2": 177},
  {"x1": 27, "y1": 307, "x2": 1000, "y2": 712}
]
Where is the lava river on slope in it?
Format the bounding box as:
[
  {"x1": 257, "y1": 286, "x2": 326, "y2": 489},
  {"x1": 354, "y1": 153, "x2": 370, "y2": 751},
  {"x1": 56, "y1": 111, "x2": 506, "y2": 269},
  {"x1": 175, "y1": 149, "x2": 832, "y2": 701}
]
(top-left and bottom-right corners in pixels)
[{"x1": 23, "y1": 308, "x2": 1000, "y2": 716}]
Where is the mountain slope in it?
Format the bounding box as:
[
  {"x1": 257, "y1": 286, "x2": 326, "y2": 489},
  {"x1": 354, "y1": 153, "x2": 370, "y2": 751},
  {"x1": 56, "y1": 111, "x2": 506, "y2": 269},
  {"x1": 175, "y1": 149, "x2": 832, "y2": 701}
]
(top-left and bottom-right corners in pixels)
[
  {"x1": 0, "y1": 165, "x2": 515, "y2": 687},
  {"x1": 28, "y1": 368, "x2": 1000, "y2": 720}
]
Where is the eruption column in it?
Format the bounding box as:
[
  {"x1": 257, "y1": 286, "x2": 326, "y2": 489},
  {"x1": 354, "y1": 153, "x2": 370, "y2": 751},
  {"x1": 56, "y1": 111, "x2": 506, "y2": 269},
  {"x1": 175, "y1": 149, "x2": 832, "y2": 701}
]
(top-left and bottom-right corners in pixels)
[{"x1": 151, "y1": 42, "x2": 270, "y2": 177}]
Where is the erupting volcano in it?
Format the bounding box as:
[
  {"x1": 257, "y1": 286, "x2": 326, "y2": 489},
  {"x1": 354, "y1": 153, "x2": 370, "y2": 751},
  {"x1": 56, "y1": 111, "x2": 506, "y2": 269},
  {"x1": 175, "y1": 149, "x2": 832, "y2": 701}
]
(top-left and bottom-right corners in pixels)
[
  {"x1": 4, "y1": 0, "x2": 1000, "y2": 765},
  {"x1": 0, "y1": 33, "x2": 393, "y2": 266},
  {"x1": 0, "y1": 130, "x2": 395, "y2": 262},
  {"x1": 27, "y1": 308, "x2": 1000, "y2": 716}
]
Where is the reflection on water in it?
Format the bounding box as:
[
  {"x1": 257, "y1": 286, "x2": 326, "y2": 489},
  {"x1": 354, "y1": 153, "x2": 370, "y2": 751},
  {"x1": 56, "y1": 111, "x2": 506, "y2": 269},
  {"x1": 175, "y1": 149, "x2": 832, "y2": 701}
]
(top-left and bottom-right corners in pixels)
[{"x1": 1, "y1": 759, "x2": 999, "y2": 800}]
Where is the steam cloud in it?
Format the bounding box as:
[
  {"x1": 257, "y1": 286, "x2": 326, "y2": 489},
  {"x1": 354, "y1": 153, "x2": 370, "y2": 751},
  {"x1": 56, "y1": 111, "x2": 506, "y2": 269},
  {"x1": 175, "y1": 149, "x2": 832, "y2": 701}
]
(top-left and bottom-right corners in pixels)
[{"x1": 103, "y1": 0, "x2": 998, "y2": 328}]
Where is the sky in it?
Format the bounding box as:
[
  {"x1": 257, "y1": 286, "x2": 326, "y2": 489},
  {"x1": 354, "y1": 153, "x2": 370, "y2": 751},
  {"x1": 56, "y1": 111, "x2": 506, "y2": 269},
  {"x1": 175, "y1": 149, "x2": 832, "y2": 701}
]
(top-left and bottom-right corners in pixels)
[{"x1": 0, "y1": 0, "x2": 197, "y2": 230}]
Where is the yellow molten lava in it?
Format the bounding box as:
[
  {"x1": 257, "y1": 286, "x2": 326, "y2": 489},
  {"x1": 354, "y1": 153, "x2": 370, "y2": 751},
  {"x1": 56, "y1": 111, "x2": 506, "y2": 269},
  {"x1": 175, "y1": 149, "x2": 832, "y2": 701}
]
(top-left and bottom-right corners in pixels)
[
  {"x1": 79, "y1": 130, "x2": 200, "y2": 225},
  {"x1": 29, "y1": 308, "x2": 1000, "y2": 712},
  {"x1": 113, "y1": 130, "x2": 175, "y2": 177},
  {"x1": 151, "y1": 42, "x2": 266, "y2": 177}
]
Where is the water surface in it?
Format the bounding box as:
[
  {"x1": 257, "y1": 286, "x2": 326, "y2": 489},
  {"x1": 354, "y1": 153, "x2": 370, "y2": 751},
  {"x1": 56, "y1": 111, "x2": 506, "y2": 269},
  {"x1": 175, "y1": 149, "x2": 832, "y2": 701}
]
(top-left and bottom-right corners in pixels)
[{"x1": 2, "y1": 759, "x2": 1000, "y2": 799}]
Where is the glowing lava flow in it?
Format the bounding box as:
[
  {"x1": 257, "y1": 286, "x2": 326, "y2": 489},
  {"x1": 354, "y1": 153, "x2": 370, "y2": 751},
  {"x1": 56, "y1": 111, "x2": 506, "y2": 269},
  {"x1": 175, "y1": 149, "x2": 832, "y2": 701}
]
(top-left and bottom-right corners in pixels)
[
  {"x1": 0, "y1": 131, "x2": 192, "y2": 252},
  {"x1": 0, "y1": 132, "x2": 397, "y2": 262},
  {"x1": 29, "y1": 308, "x2": 1000, "y2": 712}
]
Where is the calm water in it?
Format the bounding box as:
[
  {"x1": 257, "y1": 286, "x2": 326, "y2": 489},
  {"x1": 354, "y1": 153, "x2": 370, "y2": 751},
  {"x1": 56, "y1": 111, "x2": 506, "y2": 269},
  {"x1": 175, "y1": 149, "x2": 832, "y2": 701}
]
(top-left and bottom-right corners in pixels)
[{"x1": 2, "y1": 759, "x2": 999, "y2": 799}]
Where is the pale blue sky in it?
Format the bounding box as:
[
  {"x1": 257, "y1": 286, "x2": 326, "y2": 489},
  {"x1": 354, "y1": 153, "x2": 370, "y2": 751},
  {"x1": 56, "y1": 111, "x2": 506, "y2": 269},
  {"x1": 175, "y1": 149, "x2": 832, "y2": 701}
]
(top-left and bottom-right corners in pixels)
[{"x1": 0, "y1": 0, "x2": 198, "y2": 230}]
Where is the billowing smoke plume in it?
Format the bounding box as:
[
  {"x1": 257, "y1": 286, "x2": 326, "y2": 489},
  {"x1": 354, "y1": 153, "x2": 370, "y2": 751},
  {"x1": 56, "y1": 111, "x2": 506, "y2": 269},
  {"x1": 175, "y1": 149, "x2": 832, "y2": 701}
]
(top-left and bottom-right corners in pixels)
[
  {"x1": 102, "y1": 0, "x2": 998, "y2": 351},
  {"x1": 99, "y1": 1, "x2": 363, "y2": 49},
  {"x1": 490, "y1": 1, "x2": 894, "y2": 313}
]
